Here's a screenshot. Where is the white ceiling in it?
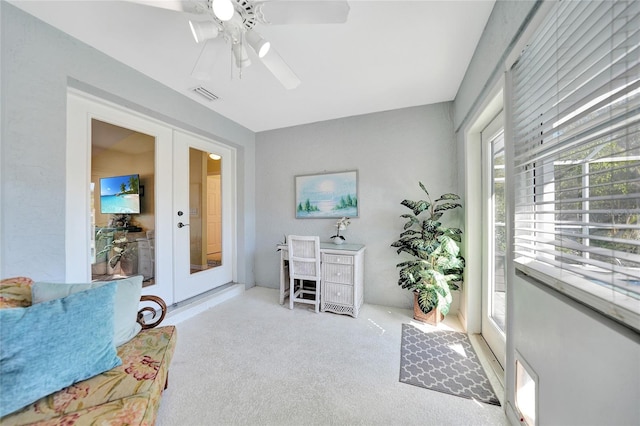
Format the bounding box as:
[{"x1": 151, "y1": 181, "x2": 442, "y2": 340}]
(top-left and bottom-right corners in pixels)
[{"x1": 10, "y1": 0, "x2": 495, "y2": 132}]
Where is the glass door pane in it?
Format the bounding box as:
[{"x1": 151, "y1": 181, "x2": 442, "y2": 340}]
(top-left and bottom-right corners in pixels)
[
  {"x1": 90, "y1": 119, "x2": 156, "y2": 286},
  {"x1": 188, "y1": 148, "x2": 222, "y2": 274},
  {"x1": 491, "y1": 132, "x2": 506, "y2": 332}
]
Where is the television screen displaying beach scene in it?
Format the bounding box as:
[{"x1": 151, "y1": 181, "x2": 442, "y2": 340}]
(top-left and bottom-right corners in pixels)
[{"x1": 100, "y1": 174, "x2": 141, "y2": 214}]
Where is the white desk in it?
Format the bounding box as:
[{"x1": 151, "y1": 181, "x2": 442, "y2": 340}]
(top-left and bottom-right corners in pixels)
[{"x1": 278, "y1": 243, "x2": 366, "y2": 318}]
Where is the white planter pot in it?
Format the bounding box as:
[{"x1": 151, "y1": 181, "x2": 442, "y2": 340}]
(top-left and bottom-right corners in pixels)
[{"x1": 332, "y1": 237, "x2": 344, "y2": 245}]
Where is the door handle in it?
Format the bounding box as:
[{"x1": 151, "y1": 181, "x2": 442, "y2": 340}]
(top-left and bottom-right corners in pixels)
[{"x1": 177, "y1": 222, "x2": 190, "y2": 228}]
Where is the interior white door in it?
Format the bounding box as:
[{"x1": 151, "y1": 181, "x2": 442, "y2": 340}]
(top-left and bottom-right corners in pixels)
[
  {"x1": 481, "y1": 113, "x2": 506, "y2": 368},
  {"x1": 173, "y1": 130, "x2": 234, "y2": 302},
  {"x1": 67, "y1": 91, "x2": 174, "y2": 305}
]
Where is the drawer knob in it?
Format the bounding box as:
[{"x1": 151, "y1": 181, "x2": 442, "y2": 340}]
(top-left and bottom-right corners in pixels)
[
  {"x1": 337, "y1": 273, "x2": 341, "y2": 276},
  {"x1": 337, "y1": 292, "x2": 341, "y2": 296}
]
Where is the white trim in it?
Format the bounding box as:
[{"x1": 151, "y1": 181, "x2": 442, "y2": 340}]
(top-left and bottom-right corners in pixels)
[
  {"x1": 515, "y1": 259, "x2": 640, "y2": 331},
  {"x1": 66, "y1": 94, "x2": 93, "y2": 282},
  {"x1": 480, "y1": 112, "x2": 507, "y2": 368},
  {"x1": 503, "y1": 68, "x2": 517, "y2": 419},
  {"x1": 164, "y1": 283, "x2": 244, "y2": 326},
  {"x1": 463, "y1": 80, "x2": 505, "y2": 336}
]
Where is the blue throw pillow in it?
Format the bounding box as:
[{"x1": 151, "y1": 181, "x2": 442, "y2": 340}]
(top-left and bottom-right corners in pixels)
[
  {"x1": 0, "y1": 281, "x2": 122, "y2": 417},
  {"x1": 32, "y1": 275, "x2": 143, "y2": 347}
]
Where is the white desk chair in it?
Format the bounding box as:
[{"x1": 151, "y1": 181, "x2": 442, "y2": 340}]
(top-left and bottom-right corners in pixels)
[{"x1": 287, "y1": 235, "x2": 321, "y2": 313}]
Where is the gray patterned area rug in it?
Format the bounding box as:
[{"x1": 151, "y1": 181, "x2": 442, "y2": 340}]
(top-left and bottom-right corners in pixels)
[{"x1": 399, "y1": 324, "x2": 500, "y2": 406}]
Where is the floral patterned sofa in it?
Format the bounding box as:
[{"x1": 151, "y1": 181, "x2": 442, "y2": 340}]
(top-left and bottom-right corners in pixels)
[{"x1": 0, "y1": 277, "x2": 177, "y2": 426}]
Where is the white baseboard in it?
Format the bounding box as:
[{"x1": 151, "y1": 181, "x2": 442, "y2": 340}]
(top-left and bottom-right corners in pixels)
[
  {"x1": 164, "y1": 283, "x2": 245, "y2": 325},
  {"x1": 457, "y1": 310, "x2": 467, "y2": 332}
]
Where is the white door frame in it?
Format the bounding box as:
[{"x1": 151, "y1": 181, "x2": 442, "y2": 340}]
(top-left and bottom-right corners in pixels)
[
  {"x1": 481, "y1": 112, "x2": 506, "y2": 367},
  {"x1": 66, "y1": 89, "x2": 237, "y2": 305},
  {"x1": 462, "y1": 84, "x2": 504, "y2": 334}
]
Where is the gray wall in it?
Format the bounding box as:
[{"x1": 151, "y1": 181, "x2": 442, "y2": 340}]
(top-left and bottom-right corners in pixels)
[
  {"x1": 255, "y1": 104, "x2": 459, "y2": 311},
  {"x1": 0, "y1": 2, "x2": 256, "y2": 286},
  {"x1": 513, "y1": 274, "x2": 639, "y2": 424},
  {"x1": 454, "y1": 0, "x2": 640, "y2": 423}
]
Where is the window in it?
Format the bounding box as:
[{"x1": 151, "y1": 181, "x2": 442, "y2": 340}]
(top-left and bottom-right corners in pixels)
[{"x1": 511, "y1": 0, "x2": 640, "y2": 331}]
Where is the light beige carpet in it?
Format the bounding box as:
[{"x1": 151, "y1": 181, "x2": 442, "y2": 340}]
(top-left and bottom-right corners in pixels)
[{"x1": 156, "y1": 286, "x2": 507, "y2": 425}]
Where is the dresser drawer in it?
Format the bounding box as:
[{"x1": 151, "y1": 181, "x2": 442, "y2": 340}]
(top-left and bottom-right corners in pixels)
[
  {"x1": 322, "y1": 254, "x2": 354, "y2": 265},
  {"x1": 323, "y1": 263, "x2": 353, "y2": 285},
  {"x1": 323, "y1": 283, "x2": 354, "y2": 305}
]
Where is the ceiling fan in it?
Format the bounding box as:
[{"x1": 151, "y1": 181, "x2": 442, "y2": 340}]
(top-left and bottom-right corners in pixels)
[{"x1": 134, "y1": 0, "x2": 351, "y2": 89}]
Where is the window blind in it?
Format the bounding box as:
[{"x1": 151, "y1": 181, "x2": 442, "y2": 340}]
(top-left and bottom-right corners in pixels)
[{"x1": 511, "y1": 0, "x2": 640, "y2": 330}]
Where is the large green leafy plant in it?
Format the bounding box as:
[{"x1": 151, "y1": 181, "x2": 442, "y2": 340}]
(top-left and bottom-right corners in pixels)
[{"x1": 391, "y1": 182, "x2": 465, "y2": 316}]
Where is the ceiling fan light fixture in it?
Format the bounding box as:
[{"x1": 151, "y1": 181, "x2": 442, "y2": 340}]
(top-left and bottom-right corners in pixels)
[
  {"x1": 232, "y1": 43, "x2": 251, "y2": 68},
  {"x1": 246, "y1": 31, "x2": 271, "y2": 58},
  {"x1": 212, "y1": 0, "x2": 235, "y2": 21},
  {"x1": 189, "y1": 20, "x2": 219, "y2": 43}
]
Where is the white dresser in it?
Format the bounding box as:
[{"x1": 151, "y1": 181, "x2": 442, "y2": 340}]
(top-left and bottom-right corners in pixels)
[{"x1": 279, "y1": 243, "x2": 365, "y2": 318}]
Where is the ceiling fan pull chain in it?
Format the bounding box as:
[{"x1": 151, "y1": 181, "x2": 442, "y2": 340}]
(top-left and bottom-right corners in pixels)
[
  {"x1": 239, "y1": 42, "x2": 243, "y2": 79},
  {"x1": 239, "y1": 32, "x2": 245, "y2": 80},
  {"x1": 225, "y1": 42, "x2": 232, "y2": 82}
]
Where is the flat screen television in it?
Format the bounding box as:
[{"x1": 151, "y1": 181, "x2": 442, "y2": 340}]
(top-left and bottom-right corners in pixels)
[{"x1": 99, "y1": 174, "x2": 141, "y2": 214}]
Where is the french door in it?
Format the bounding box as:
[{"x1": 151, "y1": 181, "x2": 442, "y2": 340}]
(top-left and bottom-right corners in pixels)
[
  {"x1": 481, "y1": 113, "x2": 506, "y2": 368},
  {"x1": 67, "y1": 91, "x2": 236, "y2": 306},
  {"x1": 172, "y1": 131, "x2": 234, "y2": 302}
]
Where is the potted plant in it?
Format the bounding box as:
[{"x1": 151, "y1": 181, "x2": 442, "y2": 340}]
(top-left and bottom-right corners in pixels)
[
  {"x1": 391, "y1": 182, "x2": 465, "y2": 325},
  {"x1": 96, "y1": 230, "x2": 136, "y2": 275},
  {"x1": 330, "y1": 217, "x2": 351, "y2": 244}
]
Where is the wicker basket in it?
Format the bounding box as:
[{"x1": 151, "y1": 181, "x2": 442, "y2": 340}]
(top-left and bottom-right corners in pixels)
[{"x1": 413, "y1": 292, "x2": 444, "y2": 325}]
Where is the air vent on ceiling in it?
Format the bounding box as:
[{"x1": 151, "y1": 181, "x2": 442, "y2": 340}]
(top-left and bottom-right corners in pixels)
[{"x1": 191, "y1": 86, "x2": 219, "y2": 101}]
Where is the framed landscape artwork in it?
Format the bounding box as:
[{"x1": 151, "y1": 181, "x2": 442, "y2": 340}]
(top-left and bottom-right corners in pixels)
[{"x1": 295, "y1": 170, "x2": 359, "y2": 219}]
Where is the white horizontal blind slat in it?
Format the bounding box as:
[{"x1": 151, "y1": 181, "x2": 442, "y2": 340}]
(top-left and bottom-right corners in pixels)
[
  {"x1": 512, "y1": 3, "x2": 636, "y2": 125},
  {"x1": 513, "y1": 15, "x2": 640, "y2": 153},
  {"x1": 514, "y1": 54, "x2": 640, "y2": 163},
  {"x1": 511, "y1": 0, "x2": 640, "y2": 331},
  {"x1": 512, "y1": 2, "x2": 639, "y2": 124},
  {"x1": 513, "y1": 74, "x2": 640, "y2": 161},
  {"x1": 513, "y1": 1, "x2": 605, "y2": 96},
  {"x1": 513, "y1": 227, "x2": 640, "y2": 246},
  {"x1": 515, "y1": 235, "x2": 640, "y2": 265}
]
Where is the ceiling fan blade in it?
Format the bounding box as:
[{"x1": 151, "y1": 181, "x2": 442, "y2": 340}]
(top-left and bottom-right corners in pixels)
[
  {"x1": 259, "y1": 47, "x2": 301, "y2": 90},
  {"x1": 255, "y1": 1, "x2": 350, "y2": 25},
  {"x1": 125, "y1": 0, "x2": 207, "y2": 14},
  {"x1": 191, "y1": 39, "x2": 222, "y2": 80}
]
